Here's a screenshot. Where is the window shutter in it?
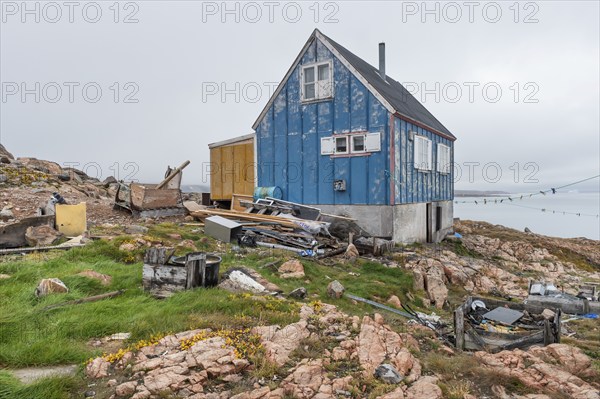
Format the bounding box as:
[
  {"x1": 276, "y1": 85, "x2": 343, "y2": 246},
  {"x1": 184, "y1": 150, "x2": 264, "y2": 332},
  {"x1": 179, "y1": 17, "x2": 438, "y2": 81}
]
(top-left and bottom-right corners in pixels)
[
  {"x1": 365, "y1": 132, "x2": 381, "y2": 152},
  {"x1": 427, "y1": 139, "x2": 432, "y2": 170},
  {"x1": 413, "y1": 136, "x2": 421, "y2": 168},
  {"x1": 320, "y1": 137, "x2": 335, "y2": 155}
]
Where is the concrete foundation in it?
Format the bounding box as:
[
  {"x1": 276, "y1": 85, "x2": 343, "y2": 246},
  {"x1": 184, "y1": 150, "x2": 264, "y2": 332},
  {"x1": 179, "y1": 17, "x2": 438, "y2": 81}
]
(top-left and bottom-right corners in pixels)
[
  {"x1": 392, "y1": 201, "x2": 454, "y2": 243},
  {"x1": 317, "y1": 205, "x2": 394, "y2": 237},
  {"x1": 317, "y1": 200, "x2": 453, "y2": 243}
]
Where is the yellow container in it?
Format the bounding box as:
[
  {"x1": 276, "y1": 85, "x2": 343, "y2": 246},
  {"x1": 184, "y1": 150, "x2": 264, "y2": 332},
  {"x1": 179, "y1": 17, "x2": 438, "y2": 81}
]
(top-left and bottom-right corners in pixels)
[{"x1": 55, "y1": 203, "x2": 87, "y2": 236}]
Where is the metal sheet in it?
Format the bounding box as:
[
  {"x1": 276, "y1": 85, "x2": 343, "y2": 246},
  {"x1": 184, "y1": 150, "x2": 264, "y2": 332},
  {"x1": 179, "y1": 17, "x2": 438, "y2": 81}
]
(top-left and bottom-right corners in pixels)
[{"x1": 483, "y1": 307, "x2": 524, "y2": 325}]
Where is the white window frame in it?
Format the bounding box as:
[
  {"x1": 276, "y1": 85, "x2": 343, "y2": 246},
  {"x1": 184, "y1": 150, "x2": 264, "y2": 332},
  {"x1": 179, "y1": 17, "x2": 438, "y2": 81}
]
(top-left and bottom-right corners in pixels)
[
  {"x1": 350, "y1": 134, "x2": 367, "y2": 154},
  {"x1": 334, "y1": 136, "x2": 349, "y2": 155},
  {"x1": 320, "y1": 132, "x2": 381, "y2": 156},
  {"x1": 414, "y1": 135, "x2": 432, "y2": 171},
  {"x1": 301, "y1": 61, "x2": 333, "y2": 102},
  {"x1": 437, "y1": 143, "x2": 450, "y2": 174}
]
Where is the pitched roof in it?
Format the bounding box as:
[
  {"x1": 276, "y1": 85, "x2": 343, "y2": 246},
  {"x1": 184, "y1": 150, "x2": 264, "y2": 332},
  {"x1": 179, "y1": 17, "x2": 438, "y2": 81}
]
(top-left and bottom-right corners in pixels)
[
  {"x1": 320, "y1": 31, "x2": 455, "y2": 140},
  {"x1": 252, "y1": 29, "x2": 456, "y2": 141}
]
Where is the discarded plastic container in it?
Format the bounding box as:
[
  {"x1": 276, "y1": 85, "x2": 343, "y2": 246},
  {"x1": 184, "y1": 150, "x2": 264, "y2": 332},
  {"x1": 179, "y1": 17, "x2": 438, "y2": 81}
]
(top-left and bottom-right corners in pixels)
[
  {"x1": 203, "y1": 254, "x2": 221, "y2": 287},
  {"x1": 253, "y1": 186, "x2": 283, "y2": 201}
]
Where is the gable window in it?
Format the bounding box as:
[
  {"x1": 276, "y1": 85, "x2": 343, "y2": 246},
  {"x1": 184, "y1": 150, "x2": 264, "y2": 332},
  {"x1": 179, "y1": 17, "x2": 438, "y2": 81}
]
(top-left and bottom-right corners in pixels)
[
  {"x1": 437, "y1": 143, "x2": 450, "y2": 174},
  {"x1": 414, "y1": 135, "x2": 432, "y2": 171},
  {"x1": 301, "y1": 61, "x2": 333, "y2": 102}
]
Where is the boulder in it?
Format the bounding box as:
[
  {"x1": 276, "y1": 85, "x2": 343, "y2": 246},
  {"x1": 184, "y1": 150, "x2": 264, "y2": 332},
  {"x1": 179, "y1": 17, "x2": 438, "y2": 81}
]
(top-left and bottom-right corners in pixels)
[
  {"x1": 0, "y1": 206, "x2": 14, "y2": 221},
  {"x1": 541, "y1": 308, "x2": 555, "y2": 320},
  {"x1": 327, "y1": 280, "x2": 345, "y2": 299},
  {"x1": 35, "y1": 278, "x2": 69, "y2": 297},
  {"x1": 406, "y1": 376, "x2": 442, "y2": 399},
  {"x1": 0, "y1": 144, "x2": 14, "y2": 160},
  {"x1": 0, "y1": 173, "x2": 7, "y2": 182},
  {"x1": 18, "y1": 157, "x2": 62, "y2": 174},
  {"x1": 289, "y1": 287, "x2": 307, "y2": 299},
  {"x1": 0, "y1": 274, "x2": 10, "y2": 279},
  {"x1": 25, "y1": 225, "x2": 63, "y2": 246},
  {"x1": 103, "y1": 176, "x2": 118, "y2": 186},
  {"x1": 374, "y1": 364, "x2": 403, "y2": 384},
  {"x1": 278, "y1": 259, "x2": 305, "y2": 279},
  {"x1": 387, "y1": 295, "x2": 402, "y2": 308},
  {"x1": 77, "y1": 270, "x2": 112, "y2": 286},
  {"x1": 345, "y1": 243, "x2": 359, "y2": 260}
]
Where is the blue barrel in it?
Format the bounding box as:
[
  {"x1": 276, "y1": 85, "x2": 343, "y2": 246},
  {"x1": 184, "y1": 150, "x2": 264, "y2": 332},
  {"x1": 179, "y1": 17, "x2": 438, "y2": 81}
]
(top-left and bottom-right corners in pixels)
[{"x1": 253, "y1": 186, "x2": 283, "y2": 201}]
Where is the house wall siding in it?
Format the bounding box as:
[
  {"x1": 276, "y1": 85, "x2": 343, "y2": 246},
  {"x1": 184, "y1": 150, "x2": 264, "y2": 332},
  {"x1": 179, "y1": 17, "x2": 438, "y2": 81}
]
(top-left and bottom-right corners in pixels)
[
  {"x1": 256, "y1": 38, "x2": 390, "y2": 206},
  {"x1": 393, "y1": 117, "x2": 454, "y2": 204}
]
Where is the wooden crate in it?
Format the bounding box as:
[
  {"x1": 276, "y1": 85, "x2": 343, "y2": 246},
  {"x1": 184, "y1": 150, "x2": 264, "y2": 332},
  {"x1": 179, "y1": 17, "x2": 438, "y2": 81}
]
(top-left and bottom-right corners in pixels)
[
  {"x1": 130, "y1": 183, "x2": 181, "y2": 210},
  {"x1": 454, "y1": 296, "x2": 561, "y2": 353}
]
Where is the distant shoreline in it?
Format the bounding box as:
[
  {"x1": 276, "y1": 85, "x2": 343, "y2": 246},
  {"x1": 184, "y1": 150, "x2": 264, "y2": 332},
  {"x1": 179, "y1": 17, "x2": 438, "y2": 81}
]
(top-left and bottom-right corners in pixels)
[{"x1": 454, "y1": 190, "x2": 510, "y2": 197}]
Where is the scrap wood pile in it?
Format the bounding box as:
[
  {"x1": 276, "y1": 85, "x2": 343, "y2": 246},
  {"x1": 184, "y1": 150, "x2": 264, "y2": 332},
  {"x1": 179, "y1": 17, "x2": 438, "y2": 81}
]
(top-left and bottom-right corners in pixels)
[{"x1": 185, "y1": 198, "x2": 342, "y2": 256}]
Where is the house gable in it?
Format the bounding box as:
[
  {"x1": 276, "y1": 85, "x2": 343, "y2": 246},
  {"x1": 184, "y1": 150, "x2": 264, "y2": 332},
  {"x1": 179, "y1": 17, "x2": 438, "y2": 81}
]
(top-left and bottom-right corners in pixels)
[{"x1": 255, "y1": 36, "x2": 390, "y2": 206}]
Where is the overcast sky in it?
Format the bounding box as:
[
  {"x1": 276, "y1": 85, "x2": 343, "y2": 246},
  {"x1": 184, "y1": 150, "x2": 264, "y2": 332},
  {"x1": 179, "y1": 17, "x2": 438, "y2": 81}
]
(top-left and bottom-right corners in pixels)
[{"x1": 1, "y1": 1, "x2": 599, "y2": 192}]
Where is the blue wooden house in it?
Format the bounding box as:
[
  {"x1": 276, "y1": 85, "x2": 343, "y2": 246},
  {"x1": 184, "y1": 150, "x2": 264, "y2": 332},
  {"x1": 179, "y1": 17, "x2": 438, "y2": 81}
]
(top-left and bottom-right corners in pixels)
[{"x1": 252, "y1": 29, "x2": 456, "y2": 243}]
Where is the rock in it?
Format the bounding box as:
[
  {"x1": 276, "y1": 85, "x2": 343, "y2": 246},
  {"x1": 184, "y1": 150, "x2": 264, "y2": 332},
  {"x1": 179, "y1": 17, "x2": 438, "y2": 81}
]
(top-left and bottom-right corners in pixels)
[
  {"x1": 115, "y1": 381, "x2": 137, "y2": 397},
  {"x1": 103, "y1": 176, "x2": 118, "y2": 186},
  {"x1": 379, "y1": 386, "x2": 406, "y2": 399},
  {"x1": 77, "y1": 270, "x2": 112, "y2": 286},
  {"x1": 0, "y1": 274, "x2": 10, "y2": 279},
  {"x1": 0, "y1": 206, "x2": 14, "y2": 221},
  {"x1": 0, "y1": 144, "x2": 14, "y2": 160},
  {"x1": 374, "y1": 364, "x2": 403, "y2": 384},
  {"x1": 168, "y1": 233, "x2": 182, "y2": 240},
  {"x1": 327, "y1": 280, "x2": 345, "y2": 299},
  {"x1": 412, "y1": 271, "x2": 425, "y2": 291},
  {"x1": 406, "y1": 376, "x2": 442, "y2": 399},
  {"x1": 84, "y1": 390, "x2": 96, "y2": 397},
  {"x1": 25, "y1": 225, "x2": 63, "y2": 246},
  {"x1": 35, "y1": 278, "x2": 69, "y2": 297},
  {"x1": 540, "y1": 308, "x2": 555, "y2": 320},
  {"x1": 387, "y1": 295, "x2": 402, "y2": 308},
  {"x1": 253, "y1": 320, "x2": 310, "y2": 366},
  {"x1": 125, "y1": 225, "x2": 148, "y2": 234},
  {"x1": 289, "y1": 287, "x2": 307, "y2": 299},
  {"x1": 86, "y1": 357, "x2": 110, "y2": 378},
  {"x1": 18, "y1": 157, "x2": 62, "y2": 174},
  {"x1": 0, "y1": 173, "x2": 7, "y2": 182},
  {"x1": 524, "y1": 227, "x2": 533, "y2": 233},
  {"x1": 278, "y1": 259, "x2": 305, "y2": 279},
  {"x1": 344, "y1": 243, "x2": 359, "y2": 260},
  {"x1": 219, "y1": 267, "x2": 284, "y2": 294}
]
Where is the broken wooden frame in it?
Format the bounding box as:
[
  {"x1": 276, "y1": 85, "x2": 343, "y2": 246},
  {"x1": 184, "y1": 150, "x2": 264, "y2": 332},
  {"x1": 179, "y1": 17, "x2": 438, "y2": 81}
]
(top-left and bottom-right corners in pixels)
[
  {"x1": 454, "y1": 296, "x2": 561, "y2": 353},
  {"x1": 142, "y1": 248, "x2": 219, "y2": 298}
]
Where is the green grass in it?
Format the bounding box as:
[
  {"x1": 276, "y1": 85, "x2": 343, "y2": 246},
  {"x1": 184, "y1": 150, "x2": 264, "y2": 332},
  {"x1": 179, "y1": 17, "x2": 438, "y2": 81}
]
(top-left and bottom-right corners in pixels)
[
  {"x1": 0, "y1": 371, "x2": 83, "y2": 399},
  {"x1": 0, "y1": 226, "x2": 416, "y2": 369},
  {"x1": 0, "y1": 223, "x2": 419, "y2": 399}
]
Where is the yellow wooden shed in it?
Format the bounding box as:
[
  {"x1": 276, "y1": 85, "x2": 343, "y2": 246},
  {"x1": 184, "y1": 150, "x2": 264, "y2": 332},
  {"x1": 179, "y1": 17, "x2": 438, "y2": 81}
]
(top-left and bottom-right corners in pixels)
[{"x1": 208, "y1": 134, "x2": 255, "y2": 202}]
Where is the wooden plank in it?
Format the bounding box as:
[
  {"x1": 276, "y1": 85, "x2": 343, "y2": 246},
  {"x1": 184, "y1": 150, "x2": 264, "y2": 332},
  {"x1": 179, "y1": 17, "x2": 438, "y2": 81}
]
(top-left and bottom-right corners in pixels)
[
  {"x1": 244, "y1": 142, "x2": 255, "y2": 196},
  {"x1": 211, "y1": 147, "x2": 222, "y2": 200},
  {"x1": 454, "y1": 306, "x2": 465, "y2": 351},
  {"x1": 222, "y1": 145, "x2": 235, "y2": 201}
]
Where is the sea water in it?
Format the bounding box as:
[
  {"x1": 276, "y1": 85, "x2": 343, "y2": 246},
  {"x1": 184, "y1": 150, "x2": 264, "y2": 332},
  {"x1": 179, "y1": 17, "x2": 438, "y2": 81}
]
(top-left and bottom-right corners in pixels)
[{"x1": 454, "y1": 192, "x2": 600, "y2": 240}]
